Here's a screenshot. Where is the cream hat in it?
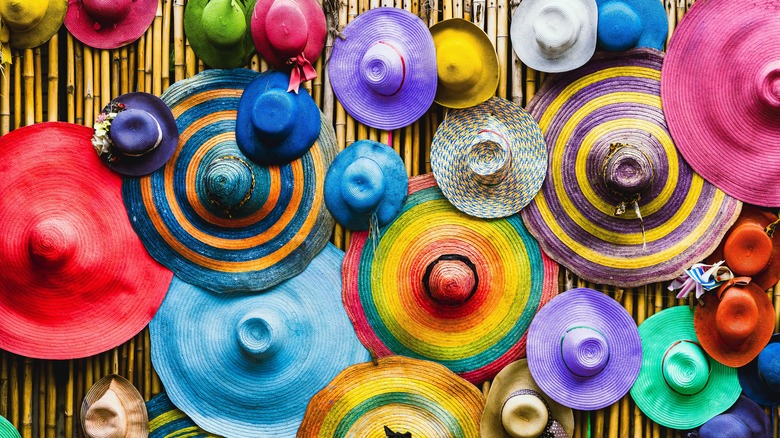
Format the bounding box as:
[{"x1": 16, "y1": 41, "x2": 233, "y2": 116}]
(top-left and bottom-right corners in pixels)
[{"x1": 81, "y1": 375, "x2": 148, "y2": 438}]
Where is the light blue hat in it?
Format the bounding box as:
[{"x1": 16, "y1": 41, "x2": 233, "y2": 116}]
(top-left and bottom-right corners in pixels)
[{"x1": 596, "y1": 0, "x2": 667, "y2": 51}]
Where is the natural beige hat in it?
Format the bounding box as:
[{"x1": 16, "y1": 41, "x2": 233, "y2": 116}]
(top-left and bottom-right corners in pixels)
[{"x1": 81, "y1": 375, "x2": 148, "y2": 438}]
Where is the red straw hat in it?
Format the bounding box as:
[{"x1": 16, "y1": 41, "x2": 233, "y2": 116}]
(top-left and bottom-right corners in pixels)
[
  {"x1": 0, "y1": 122, "x2": 172, "y2": 359},
  {"x1": 65, "y1": 0, "x2": 157, "y2": 49}
]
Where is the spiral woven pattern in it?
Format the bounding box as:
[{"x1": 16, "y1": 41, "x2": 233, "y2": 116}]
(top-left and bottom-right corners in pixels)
[
  {"x1": 343, "y1": 174, "x2": 558, "y2": 384},
  {"x1": 0, "y1": 416, "x2": 20, "y2": 438},
  {"x1": 521, "y1": 49, "x2": 741, "y2": 287},
  {"x1": 81, "y1": 375, "x2": 148, "y2": 438},
  {"x1": 147, "y1": 393, "x2": 216, "y2": 438}
]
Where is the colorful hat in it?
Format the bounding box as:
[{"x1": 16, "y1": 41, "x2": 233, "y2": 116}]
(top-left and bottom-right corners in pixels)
[
  {"x1": 236, "y1": 70, "x2": 320, "y2": 166},
  {"x1": 65, "y1": 0, "x2": 156, "y2": 49},
  {"x1": 595, "y1": 0, "x2": 667, "y2": 51},
  {"x1": 150, "y1": 244, "x2": 370, "y2": 437},
  {"x1": 661, "y1": 0, "x2": 780, "y2": 206},
  {"x1": 81, "y1": 375, "x2": 148, "y2": 438},
  {"x1": 0, "y1": 122, "x2": 172, "y2": 360},
  {"x1": 0, "y1": 416, "x2": 20, "y2": 438},
  {"x1": 298, "y1": 356, "x2": 484, "y2": 437},
  {"x1": 695, "y1": 396, "x2": 771, "y2": 438},
  {"x1": 123, "y1": 68, "x2": 337, "y2": 293},
  {"x1": 482, "y1": 359, "x2": 574, "y2": 438},
  {"x1": 343, "y1": 173, "x2": 559, "y2": 384},
  {"x1": 429, "y1": 18, "x2": 499, "y2": 109},
  {"x1": 92, "y1": 92, "x2": 178, "y2": 176},
  {"x1": 510, "y1": 0, "x2": 597, "y2": 73},
  {"x1": 328, "y1": 7, "x2": 437, "y2": 130},
  {"x1": 738, "y1": 334, "x2": 780, "y2": 406},
  {"x1": 521, "y1": 49, "x2": 742, "y2": 288},
  {"x1": 184, "y1": 0, "x2": 257, "y2": 69},
  {"x1": 430, "y1": 96, "x2": 547, "y2": 219},
  {"x1": 324, "y1": 139, "x2": 408, "y2": 231},
  {"x1": 250, "y1": 0, "x2": 326, "y2": 93},
  {"x1": 527, "y1": 288, "x2": 641, "y2": 411},
  {"x1": 630, "y1": 306, "x2": 741, "y2": 430},
  {"x1": 147, "y1": 393, "x2": 215, "y2": 438},
  {"x1": 0, "y1": 0, "x2": 65, "y2": 49}
]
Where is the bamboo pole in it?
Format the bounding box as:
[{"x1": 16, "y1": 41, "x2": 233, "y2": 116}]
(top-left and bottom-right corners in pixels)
[
  {"x1": 48, "y1": 36, "x2": 59, "y2": 122},
  {"x1": 93, "y1": 50, "x2": 101, "y2": 123},
  {"x1": 145, "y1": 27, "x2": 154, "y2": 93},
  {"x1": 37, "y1": 363, "x2": 44, "y2": 438},
  {"x1": 45, "y1": 363, "x2": 55, "y2": 438},
  {"x1": 162, "y1": 0, "x2": 172, "y2": 91},
  {"x1": 1, "y1": 47, "x2": 10, "y2": 132},
  {"x1": 23, "y1": 50, "x2": 33, "y2": 126},
  {"x1": 153, "y1": 0, "x2": 164, "y2": 96},
  {"x1": 112, "y1": 50, "x2": 121, "y2": 98},
  {"x1": 174, "y1": 0, "x2": 185, "y2": 82},
  {"x1": 21, "y1": 358, "x2": 32, "y2": 438},
  {"x1": 0, "y1": 353, "x2": 6, "y2": 418},
  {"x1": 84, "y1": 46, "x2": 94, "y2": 127},
  {"x1": 101, "y1": 51, "x2": 110, "y2": 106},
  {"x1": 34, "y1": 48, "x2": 42, "y2": 123},
  {"x1": 486, "y1": 0, "x2": 497, "y2": 48},
  {"x1": 13, "y1": 51, "x2": 20, "y2": 130},
  {"x1": 10, "y1": 355, "x2": 18, "y2": 428},
  {"x1": 120, "y1": 47, "x2": 129, "y2": 94},
  {"x1": 495, "y1": 0, "x2": 508, "y2": 99},
  {"x1": 665, "y1": 0, "x2": 675, "y2": 48},
  {"x1": 137, "y1": 35, "x2": 146, "y2": 92}
]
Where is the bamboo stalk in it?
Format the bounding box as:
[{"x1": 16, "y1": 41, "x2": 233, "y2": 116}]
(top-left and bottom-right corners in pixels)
[
  {"x1": 0, "y1": 352, "x2": 6, "y2": 418},
  {"x1": 486, "y1": 0, "x2": 497, "y2": 48},
  {"x1": 162, "y1": 0, "x2": 172, "y2": 91},
  {"x1": 620, "y1": 289, "x2": 633, "y2": 437},
  {"x1": 111, "y1": 50, "x2": 120, "y2": 99},
  {"x1": 525, "y1": 66, "x2": 536, "y2": 103},
  {"x1": 412, "y1": 121, "x2": 421, "y2": 175},
  {"x1": 120, "y1": 48, "x2": 129, "y2": 94},
  {"x1": 665, "y1": 0, "x2": 675, "y2": 48},
  {"x1": 93, "y1": 50, "x2": 101, "y2": 123},
  {"x1": 442, "y1": 0, "x2": 452, "y2": 20},
  {"x1": 45, "y1": 364, "x2": 55, "y2": 438},
  {"x1": 65, "y1": 361, "x2": 73, "y2": 438},
  {"x1": 48, "y1": 35, "x2": 59, "y2": 122},
  {"x1": 145, "y1": 27, "x2": 154, "y2": 93},
  {"x1": 21, "y1": 358, "x2": 32, "y2": 438},
  {"x1": 23, "y1": 50, "x2": 34, "y2": 126},
  {"x1": 1, "y1": 48, "x2": 11, "y2": 133},
  {"x1": 37, "y1": 363, "x2": 44, "y2": 438},
  {"x1": 137, "y1": 35, "x2": 146, "y2": 92},
  {"x1": 84, "y1": 46, "x2": 94, "y2": 127},
  {"x1": 128, "y1": 43, "x2": 136, "y2": 93},
  {"x1": 495, "y1": 0, "x2": 507, "y2": 98},
  {"x1": 10, "y1": 355, "x2": 18, "y2": 428},
  {"x1": 34, "y1": 48, "x2": 42, "y2": 123},
  {"x1": 101, "y1": 51, "x2": 110, "y2": 106},
  {"x1": 174, "y1": 0, "x2": 185, "y2": 82},
  {"x1": 144, "y1": 329, "x2": 152, "y2": 400},
  {"x1": 153, "y1": 0, "x2": 164, "y2": 96},
  {"x1": 313, "y1": 56, "x2": 323, "y2": 107},
  {"x1": 13, "y1": 51, "x2": 20, "y2": 130},
  {"x1": 676, "y1": 0, "x2": 685, "y2": 27}
]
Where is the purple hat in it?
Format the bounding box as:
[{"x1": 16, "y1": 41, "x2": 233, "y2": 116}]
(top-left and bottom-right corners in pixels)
[
  {"x1": 527, "y1": 287, "x2": 642, "y2": 410},
  {"x1": 738, "y1": 334, "x2": 780, "y2": 406},
  {"x1": 695, "y1": 396, "x2": 771, "y2": 438},
  {"x1": 328, "y1": 7, "x2": 437, "y2": 130}
]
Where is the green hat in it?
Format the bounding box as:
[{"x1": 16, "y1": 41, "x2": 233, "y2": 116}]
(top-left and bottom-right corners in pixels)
[
  {"x1": 0, "y1": 415, "x2": 20, "y2": 438},
  {"x1": 184, "y1": 0, "x2": 257, "y2": 69}
]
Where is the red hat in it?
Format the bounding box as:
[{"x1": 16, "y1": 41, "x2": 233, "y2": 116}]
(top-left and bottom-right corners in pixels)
[
  {"x1": 65, "y1": 0, "x2": 157, "y2": 49},
  {"x1": 0, "y1": 122, "x2": 172, "y2": 359}
]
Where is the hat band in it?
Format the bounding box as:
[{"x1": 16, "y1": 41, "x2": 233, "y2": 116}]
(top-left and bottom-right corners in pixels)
[
  {"x1": 661, "y1": 340, "x2": 711, "y2": 396},
  {"x1": 501, "y1": 389, "x2": 560, "y2": 438}
]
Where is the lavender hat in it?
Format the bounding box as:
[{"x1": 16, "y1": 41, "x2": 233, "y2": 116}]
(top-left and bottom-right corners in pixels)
[
  {"x1": 694, "y1": 396, "x2": 771, "y2": 438},
  {"x1": 328, "y1": 7, "x2": 437, "y2": 130},
  {"x1": 527, "y1": 288, "x2": 642, "y2": 410}
]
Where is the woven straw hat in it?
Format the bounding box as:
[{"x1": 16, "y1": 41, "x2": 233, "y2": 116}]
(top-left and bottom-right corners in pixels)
[
  {"x1": 630, "y1": 306, "x2": 741, "y2": 429},
  {"x1": 696, "y1": 396, "x2": 771, "y2": 438},
  {"x1": 81, "y1": 375, "x2": 148, "y2": 438},
  {"x1": 595, "y1": 0, "x2": 667, "y2": 51},
  {"x1": 147, "y1": 393, "x2": 215, "y2": 438},
  {"x1": 738, "y1": 334, "x2": 780, "y2": 406},
  {"x1": 65, "y1": 0, "x2": 156, "y2": 49},
  {"x1": 0, "y1": 0, "x2": 65, "y2": 49},
  {"x1": 521, "y1": 49, "x2": 742, "y2": 288},
  {"x1": 431, "y1": 96, "x2": 547, "y2": 219},
  {"x1": 343, "y1": 173, "x2": 559, "y2": 384},
  {"x1": 184, "y1": 0, "x2": 257, "y2": 68},
  {"x1": 0, "y1": 416, "x2": 20, "y2": 438},
  {"x1": 123, "y1": 68, "x2": 337, "y2": 293},
  {"x1": 298, "y1": 356, "x2": 484, "y2": 437}
]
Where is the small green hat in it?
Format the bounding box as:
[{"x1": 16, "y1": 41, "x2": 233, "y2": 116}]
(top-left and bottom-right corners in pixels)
[{"x1": 184, "y1": 0, "x2": 257, "y2": 69}]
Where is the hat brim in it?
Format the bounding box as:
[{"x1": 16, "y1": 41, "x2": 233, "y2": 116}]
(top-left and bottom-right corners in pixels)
[
  {"x1": 738, "y1": 334, "x2": 780, "y2": 406},
  {"x1": 250, "y1": 0, "x2": 326, "y2": 68},
  {"x1": 184, "y1": 0, "x2": 257, "y2": 68},
  {"x1": 8, "y1": 0, "x2": 66, "y2": 49},
  {"x1": 65, "y1": 0, "x2": 157, "y2": 49},
  {"x1": 82, "y1": 375, "x2": 148, "y2": 438}
]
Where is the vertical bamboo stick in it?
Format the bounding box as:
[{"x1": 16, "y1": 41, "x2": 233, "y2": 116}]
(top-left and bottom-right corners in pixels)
[
  {"x1": 84, "y1": 46, "x2": 94, "y2": 127},
  {"x1": 442, "y1": 0, "x2": 452, "y2": 20},
  {"x1": 10, "y1": 355, "x2": 18, "y2": 428},
  {"x1": 634, "y1": 286, "x2": 647, "y2": 438},
  {"x1": 13, "y1": 51, "x2": 21, "y2": 130},
  {"x1": 128, "y1": 44, "x2": 137, "y2": 93},
  {"x1": 75, "y1": 43, "x2": 84, "y2": 125},
  {"x1": 152, "y1": 0, "x2": 164, "y2": 95},
  {"x1": 174, "y1": 0, "x2": 185, "y2": 82},
  {"x1": 112, "y1": 50, "x2": 121, "y2": 98},
  {"x1": 313, "y1": 56, "x2": 323, "y2": 107},
  {"x1": 162, "y1": 0, "x2": 172, "y2": 91},
  {"x1": 34, "y1": 48, "x2": 42, "y2": 123},
  {"x1": 620, "y1": 289, "x2": 633, "y2": 437},
  {"x1": 665, "y1": 0, "x2": 675, "y2": 48},
  {"x1": 428, "y1": 0, "x2": 439, "y2": 26},
  {"x1": 101, "y1": 51, "x2": 110, "y2": 105},
  {"x1": 495, "y1": 0, "x2": 507, "y2": 98},
  {"x1": 45, "y1": 363, "x2": 55, "y2": 438},
  {"x1": 37, "y1": 363, "x2": 44, "y2": 438},
  {"x1": 676, "y1": 0, "x2": 685, "y2": 27},
  {"x1": 93, "y1": 51, "x2": 101, "y2": 122},
  {"x1": 486, "y1": 0, "x2": 497, "y2": 48},
  {"x1": 120, "y1": 48, "x2": 129, "y2": 94},
  {"x1": 21, "y1": 358, "x2": 32, "y2": 438},
  {"x1": 137, "y1": 35, "x2": 146, "y2": 92},
  {"x1": 1, "y1": 48, "x2": 11, "y2": 132},
  {"x1": 774, "y1": 280, "x2": 780, "y2": 332},
  {"x1": 144, "y1": 329, "x2": 152, "y2": 400},
  {"x1": 145, "y1": 27, "x2": 154, "y2": 93},
  {"x1": 0, "y1": 352, "x2": 6, "y2": 418},
  {"x1": 453, "y1": 0, "x2": 462, "y2": 18},
  {"x1": 185, "y1": 35, "x2": 196, "y2": 78},
  {"x1": 525, "y1": 67, "x2": 536, "y2": 103},
  {"x1": 23, "y1": 49, "x2": 34, "y2": 126},
  {"x1": 47, "y1": 35, "x2": 59, "y2": 122}
]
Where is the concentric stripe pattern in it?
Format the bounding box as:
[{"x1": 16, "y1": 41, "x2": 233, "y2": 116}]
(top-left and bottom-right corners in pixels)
[{"x1": 147, "y1": 393, "x2": 218, "y2": 438}]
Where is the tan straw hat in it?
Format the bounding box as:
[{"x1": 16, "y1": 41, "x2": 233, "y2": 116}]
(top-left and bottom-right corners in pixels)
[{"x1": 81, "y1": 374, "x2": 148, "y2": 438}]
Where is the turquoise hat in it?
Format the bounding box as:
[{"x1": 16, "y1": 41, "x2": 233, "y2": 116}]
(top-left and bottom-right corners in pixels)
[
  {"x1": 0, "y1": 416, "x2": 20, "y2": 438},
  {"x1": 596, "y1": 0, "x2": 667, "y2": 51}
]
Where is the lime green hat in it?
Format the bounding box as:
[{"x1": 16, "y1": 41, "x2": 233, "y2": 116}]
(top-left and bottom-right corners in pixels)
[{"x1": 184, "y1": 0, "x2": 257, "y2": 69}]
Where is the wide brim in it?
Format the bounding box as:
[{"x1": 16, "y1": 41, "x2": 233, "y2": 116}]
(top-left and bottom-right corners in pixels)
[
  {"x1": 184, "y1": 0, "x2": 257, "y2": 68},
  {"x1": 521, "y1": 49, "x2": 742, "y2": 288},
  {"x1": 122, "y1": 68, "x2": 337, "y2": 293},
  {"x1": 527, "y1": 288, "x2": 642, "y2": 410},
  {"x1": 660, "y1": 0, "x2": 780, "y2": 206},
  {"x1": 298, "y1": 356, "x2": 484, "y2": 437},
  {"x1": 430, "y1": 96, "x2": 547, "y2": 219},
  {"x1": 65, "y1": 0, "x2": 157, "y2": 49},
  {"x1": 329, "y1": 7, "x2": 437, "y2": 130},
  {"x1": 481, "y1": 359, "x2": 574, "y2": 438},
  {"x1": 250, "y1": 0, "x2": 326, "y2": 68},
  {"x1": 150, "y1": 244, "x2": 370, "y2": 437},
  {"x1": 595, "y1": 0, "x2": 668, "y2": 51},
  {"x1": 0, "y1": 122, "x2": 172, "y2": 360},
  {"x1": 81, "y1": 375, "x2": 148, "y2": 438},
  {"x1": 147, "y1": 393, "x2": 214, "y2": 438},
  {"x1": 0, "y1": 416, "x2": 20, "y2": 438},
  {"x1": 738, "y1": 334, "x2": 780, "y2": 406},
  {"x1": 342, "y1": 173, "x2": 559, "y2": 384},
  {"x1": 430, "y1": 19, "x2": 499, "y2": 109},
  {"x1": 630, "y1": 306, "x2": 741, "y2": 429},
  {"x1": 8, "y1": 0, "x2": 66, "y2": 49}
]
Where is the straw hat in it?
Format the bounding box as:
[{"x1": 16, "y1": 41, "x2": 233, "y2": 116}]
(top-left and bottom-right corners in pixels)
[
  {"x1": 0, "y1": 0, "x2": 64, "y2": 49},
  {"x1": 430, "y1": 96, "x2": 547, "y2": 219},
  {"x1": 429, "y1": 18, "x2": 499, "y2": 109},
  {"x1": 510, "y1": 0, "x2": 597, "y2": 73},
  {"x1": 328, "y1": 7, "x2": 437, "y2": 130},
  {"x1": 482, "y1": 359, "x2": 574, "y2": 438},
  {"x1": 738, "y1": 334, "x2": 780, "y2": 407},
  {"x1": 0, "y1": 416, "x2": 20, "y2": 438},
  {"x1": 147, "y1": 393, "x2": 215, "y2": 438},
  {"x1": 342, "y1": 173, "x2": 559, "y2": 384},
  {"x1": 695, "y1": 396, "x2": 771, "y2": 438},
  {"x1": 184, "y1": 0, "x2": 257, "y2": 69},
  {"x1": 521, "y1": 49, "x2": 742, "y2": 288},
  {"x1": 250, "y1": 0, "x2": 326, "y2": 93},
  {"x1": 122, "y1": 68, "x2": 337, "y2": 293},
  {"x1": 0, "y1": 122, "x2": 172, "y2": 360},
  {"x1": 630, "y1": 306, "x2": 741, "y2": 429},
  {"x1": 595, "y1": 0, "x2": 667, "y2": 51},
  {"x1": 298, "y1": 356, "x2": 484, "y2": 437},
  {"x1": 324, "y1": 139, "x2": 408, "y2": 231},
  {"x1": 527, "y1": 288, "x2": 642, "y2": 411},
  {"x1": 661, "y1": 0, "x2": 780, "y2": 206},
  {"x1": 81, "y1": 375, "x2": 148, "y2": 438},
  {"x1": 150, "y1": 244, "x2": 370, "y2": 437},
  {"x1": 65, "y1": 0, "x2": 156, "y2": 49}
]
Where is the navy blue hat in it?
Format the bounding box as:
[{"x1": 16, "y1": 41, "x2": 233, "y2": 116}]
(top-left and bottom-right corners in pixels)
[
  {"x1": 595, "y1": 0, "x2": 667, "y2": 51},
  {"x1": 739, "y1": 334, "x2": 780, "y2": 406},
  {"x1": 695, "y1": 396, "x2": 771, "y2": 438}
]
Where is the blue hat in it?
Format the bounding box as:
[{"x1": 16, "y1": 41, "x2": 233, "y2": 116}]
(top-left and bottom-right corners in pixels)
[
  {"x1": 739, "y1": 334, "x2": 780, "y2": 406},
  {"x1": 147, "y1": 393, "x2": 213, "y2": 438},
  {"x1": 596, "y1": 0, "x2": 667, "y2": 51},
  {"x1": 236, "y1": 70, "x2": 321, "y2": 166},
  {"x1": 695, "y1": 396, "x2": 771, "y2": 438},
  {"x1": 324, "y1": 140, "x2": 408, "y2": 231}
]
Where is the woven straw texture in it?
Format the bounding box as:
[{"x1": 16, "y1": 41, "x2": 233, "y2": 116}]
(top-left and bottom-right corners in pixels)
[
  {"x1": 65, "y1": 0, "x2": 157, "y2": 49},
  {"x1": 146, "y1": 393, "x2": 216, "y2": 438},
  {"x1": 80, "y1": 375, "x2": 147, "y2": 438}
]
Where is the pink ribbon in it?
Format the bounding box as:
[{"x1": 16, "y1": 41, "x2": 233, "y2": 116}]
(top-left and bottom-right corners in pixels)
[{"x1": 287, "y1": 53, "x2": 317, "y2": 93}]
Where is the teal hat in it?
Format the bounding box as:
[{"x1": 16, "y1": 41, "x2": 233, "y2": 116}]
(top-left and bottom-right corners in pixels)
[
  {"x1": 184, "y1": 0, "x2": 257, "y2": 68},
  {"x1": 0, "y1": 416, "x2": 20, "y2": 438},
  {"x1": 596, "y1": 0, "x2": 667, "y2": 51}
]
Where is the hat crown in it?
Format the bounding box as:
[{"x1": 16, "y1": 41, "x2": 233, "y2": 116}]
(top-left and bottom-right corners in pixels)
[
  {"x1": 597, "y1": 2, "x2": 642, "y2": 51},
  {"x1": 561, "y1": 326, "x2": 610, "y2": 377},
  {"x1": 265, "y1": 0, "x2": 309, "y2": 56},
  {"x1": 360, "y1": 41, "x2": 407, "y2": 96},
  {"x1": 27, "y1": 217, "x2": 77, "y2": 268},
  {"x1": 340, "y1": 157, "x2": 386, "y2": 214},
  {"x1": 756, "y1": 61, "x2": 780, "y2": 109},
  {"x1": 83, "y1": 389, "x2": 128, "y2": 438},
  {"x1": 662, "y1": 341, "x2": 709, "y2": 395},
  {"x1": 424, "y1": 256, "x2": 478, "y2": 305},
  {"x1": 236, "y1": 310, "x2": 285, "y2": 360},
  {"x1": 757, "y1": 343, "x2": 780, "y2": 389},
  {"x1": 82, "y1": 0, "x2": 132, "y2": 27},
  {"x1": 603, "y1": 144, "x2": 653, "y2": 197},
  {"x1": 0, "y1": 0, "x2": 47, "y2": 31},
  {"x1": 201, "y1": 0, "x2": 247, "y2": 49},
  {"x1": 109, "y1": 108, "x2": 163, "y2": 157},
  {"x1": 467, "y1": 120, "x2": 513, "y2": 186},
  {"x1": 252, "y1": 89, "x2": 297, "y2": 143},
  {"x1": 533, "y1": 3, "x2": 580, "y2": 57},
  {"x1": 698, "y1": 414, "x2": 752, "y2": 438},
  {"x1": 501, "y1": 392, "x2": 549, "y2": 438},
  {"x1": 436, "y1": 40, "x2": 482, "y2": 90},
  {"x1": 203, "y1": 156, "x2": 256, "y2": 217},
  {"x1": 715, "y1": 287, "x2": 759, "y2": 345},
  {"x1": 723, "y1": 223, "x2": 773, "y2": 276}
]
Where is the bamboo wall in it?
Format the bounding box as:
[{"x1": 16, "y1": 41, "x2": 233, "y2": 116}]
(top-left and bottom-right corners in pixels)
[{"x1": 2, "y1": 0, "x2": 770, "y2": 437}]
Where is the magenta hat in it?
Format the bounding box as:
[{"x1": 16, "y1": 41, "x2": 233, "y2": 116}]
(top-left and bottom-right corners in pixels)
[{"x1": 65, "y1": 0, "x2": 157, "y2": 49}]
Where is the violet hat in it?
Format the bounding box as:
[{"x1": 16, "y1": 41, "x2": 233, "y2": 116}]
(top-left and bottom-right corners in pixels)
[
  {"x1": 694, "y1": 396, "x2": 771, "y2": 438},
  {"x1": 739, "y1": 334, "x2": 780, "y2": 407}
]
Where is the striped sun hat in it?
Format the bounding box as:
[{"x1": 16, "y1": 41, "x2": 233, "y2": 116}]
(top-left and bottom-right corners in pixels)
[{"x1": 147, "y1": 393, "x2": 215, "y2": 438}]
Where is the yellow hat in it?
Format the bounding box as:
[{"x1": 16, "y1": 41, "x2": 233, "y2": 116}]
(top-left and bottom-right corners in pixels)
[
  {"x1": 430, "y1": 18, "x2": 499, "y2": 109},
  {"x1": 0, "y1": 0, "x2": 65, "y2": 49}
]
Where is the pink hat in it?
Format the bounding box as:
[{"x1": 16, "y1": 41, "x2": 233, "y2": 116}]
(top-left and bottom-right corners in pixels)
[{"x1": 65, "y1": 0, "x2": 157, "y2": 49}]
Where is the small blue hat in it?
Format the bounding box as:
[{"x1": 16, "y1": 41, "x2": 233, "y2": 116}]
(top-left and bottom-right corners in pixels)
[
  {"x1": 324, "y1": 140, "x2": 408, "y2": 231},
  {"x1": 739, "y1": 334, "x2": 780, "y2": 406},
  {"x1": 695, "y1": 396, "x2": 771, "y2": 438},
  {"x1": 236, "y1": 70, "x2": 321, "y2": 166},
  {"x1": 596, "y1": 0, "x2": 667, "y2": 51}
]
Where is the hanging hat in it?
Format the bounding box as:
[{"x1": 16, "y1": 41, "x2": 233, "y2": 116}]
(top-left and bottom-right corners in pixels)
[
  {"x1": 0, "y1": 416, "x2": 19, "y2": 438},
  {"x1": 429, "y1": 18, "x2": 499, "y2": 109},
  {"x1": 123, "y1": 68, "x2": 337, "y2": 293},
  {"x1": 527, "y1": 288, "x2": 641, "y2": 411},
  {"x1": 81, "y1": 375, "x2": 148, "y2": 438},
  {"x1": 92, "y1": 92, "x2": 178, "y2": 177},
  {"x1": 482, "y1": 359, "x2": 574, "y2": 438},
  {"x1": 630, "y1": 306, "x2": 741, "y2": 429},
  {"x1": 298, "y1": 356, "x2": 484, "y2": 437},
  {"x1": 147, "y1": 393, "x2": 214, "y2": 438},
  {"x1": 694, "y1": 396, "x2": 771, "y2": 438},
  {"x1": 150, "y1": 244, "x2": 370, "y2": 437},
  {"x1": 343, "y1": 173, "x2": 559, "y2": 384},
  {"x1": 595, "y1": 0, "x2": 667, "y2": 51},
  {"x1": 521, "y1": 49, "x2": 742, "y2": 288},
  {"x1": 430, "y1": 96, "x2": 547, "y2": 219},
  {"x1": 0, "y1": 122, "x2": 172, "y2": 360},
  {"x1": 661, "y1": 0, "x2": 780, "y2": 206},
  {"x1": 328, "y1": 7, "x2": 437, "y2": 130},
  {"x1": 510, "y1": 0, "x2": 597, "y2": 74},
  {"x1": 0, "y1": 0, "x2": 65, "y2": 49},
  {"x1": 65, "y1": 0, "x2": 156, "y2": 49},
  {"x1": 235, "y1": 70, "x2": 320, "y2": 166},
  {"x1": 184, "y1": 0, "x2": 257, "y2": 69},
  {"x1": 738, "y1": 334, "x2": 780, "y2": 406},
  {"x1": 324, "y1": 139, "x2": 408, "y2": 231},
  {"x1": 250, "y1": 0, "x2": 325, "y2": 93}
]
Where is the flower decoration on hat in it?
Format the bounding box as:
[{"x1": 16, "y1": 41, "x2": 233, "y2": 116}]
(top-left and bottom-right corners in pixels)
[{"x1": 65, "y1": 0, "x2": 157, "y2": 49}]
